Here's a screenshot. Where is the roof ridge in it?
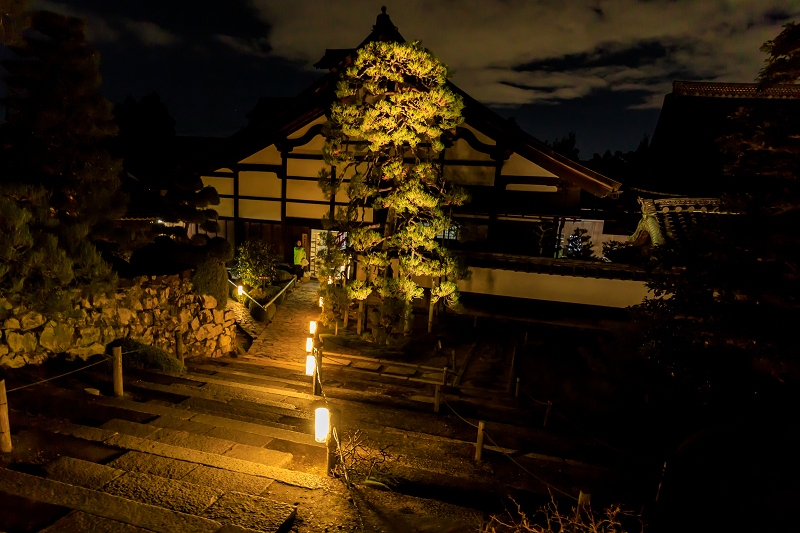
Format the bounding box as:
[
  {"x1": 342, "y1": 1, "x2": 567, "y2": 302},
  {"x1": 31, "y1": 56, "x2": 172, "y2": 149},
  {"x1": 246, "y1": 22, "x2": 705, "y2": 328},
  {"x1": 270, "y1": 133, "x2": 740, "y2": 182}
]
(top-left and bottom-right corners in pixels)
[{"x1": 673, "y1": 80, "x2": 800, "y2": 99}]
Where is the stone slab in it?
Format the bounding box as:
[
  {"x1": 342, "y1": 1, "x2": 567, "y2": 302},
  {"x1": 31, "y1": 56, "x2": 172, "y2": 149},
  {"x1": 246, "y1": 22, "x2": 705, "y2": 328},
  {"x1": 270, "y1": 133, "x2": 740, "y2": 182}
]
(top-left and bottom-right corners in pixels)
[
  {"x1": 107, "y1": 451, "x2": 199, "y2": 480},
  {"x1": 0, "y1": 468, "x2": 221, "y2": 533},
  {"x1": 104, "y1": 434, "x2": 339, "y2": 491},
  {"x1": 102, "y1": 419, "x2": 161, "y2": 439},
  {"x1": 103, "y1": 471, "x2": 223, "y2": 515},
  {"x1": 182, "y1": 465, "x2": 274, "y2": 496},
  {"x1": 40, "y1": 510, "x2": 152, "y2": 533},
  {"x1": 149, "y1": 415, "x2": 215, "y2": 434},
  {"x1": 204, "y1": 426, "x2": 274, "y2": 448},
  {"x1": 190, "y1": 413, "x2": 322, "y2": 447},
  {"x1": 45, "y1": 457, "x2": 125, "y2": 491},
  {"x1": 383, "y1": 365, "x2": 418, "y2": 376},
  {"x1": 201, "y1": 491, "x2": 297, "y2": 532},
  {"x1": 181, "y1": 396, "x2": 286, "y2": 423},
  {"x1": 223, "y1": 443, "x2": 293, "y2": 468},
  {"x1": 149, "y1": 427, "x2": 236, "y2": 455},
  {"x1": 352, "y1": 361, "x2": 382, "y2": 371}
]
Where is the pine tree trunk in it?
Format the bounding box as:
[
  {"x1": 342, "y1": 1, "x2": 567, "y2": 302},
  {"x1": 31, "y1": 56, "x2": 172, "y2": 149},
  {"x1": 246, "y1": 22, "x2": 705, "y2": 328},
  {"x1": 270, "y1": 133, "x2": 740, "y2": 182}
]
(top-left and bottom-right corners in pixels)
[{"x1": 357, "y1": 301, "x2": 364, "y2": 335}]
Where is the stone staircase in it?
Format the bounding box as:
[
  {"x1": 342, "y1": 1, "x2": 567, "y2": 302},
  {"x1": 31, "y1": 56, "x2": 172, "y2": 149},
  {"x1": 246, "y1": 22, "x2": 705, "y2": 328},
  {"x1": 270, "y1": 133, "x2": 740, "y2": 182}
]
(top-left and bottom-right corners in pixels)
[{"x1": 1, "y1": 355, "x2": 490, "y2": 532}]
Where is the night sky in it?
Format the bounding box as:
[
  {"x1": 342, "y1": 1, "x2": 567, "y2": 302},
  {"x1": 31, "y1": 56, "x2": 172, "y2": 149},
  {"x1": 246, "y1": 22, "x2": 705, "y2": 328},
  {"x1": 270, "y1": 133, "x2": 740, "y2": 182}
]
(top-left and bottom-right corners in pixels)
[{"x1": 27, "y1": 0, "x2": 800, "y2": 157}]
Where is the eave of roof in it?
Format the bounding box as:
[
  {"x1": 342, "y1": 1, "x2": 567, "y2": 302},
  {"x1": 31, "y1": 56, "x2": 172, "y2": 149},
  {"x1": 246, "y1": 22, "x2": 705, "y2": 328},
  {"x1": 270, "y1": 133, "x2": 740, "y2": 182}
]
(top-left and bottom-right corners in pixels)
[{"x1": 673, "y1": 81, "x2": 800, "y2": 99}]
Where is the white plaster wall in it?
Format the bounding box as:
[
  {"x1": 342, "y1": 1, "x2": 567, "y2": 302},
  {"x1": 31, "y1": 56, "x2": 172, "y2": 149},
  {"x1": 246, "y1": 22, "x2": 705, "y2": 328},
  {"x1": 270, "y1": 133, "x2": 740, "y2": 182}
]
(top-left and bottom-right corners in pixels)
[
  {"x1": 239, "y1": 144, "x2": 281, "y2": 165},
  {"x1": 287, "y1": 179, "x2": 327, "y2": 202},
  {"x1": 238, "y1": 199, "x2": 281, "y2": 221},
  {"x1": 287, "y1": 158, "x2": 326, "y2": 178},
  {"x1": 240, "y1": 171, "x2": 281, "y2": 198},
  {"x1": 501, "y1": 153, "x2": 558, "y2": 177},
  {"x1": 457, "y1": 267, "x2": 650, "y2": 308},
  {"x1": 201, "y1": 176, "x2": 233, "y2": 196}
]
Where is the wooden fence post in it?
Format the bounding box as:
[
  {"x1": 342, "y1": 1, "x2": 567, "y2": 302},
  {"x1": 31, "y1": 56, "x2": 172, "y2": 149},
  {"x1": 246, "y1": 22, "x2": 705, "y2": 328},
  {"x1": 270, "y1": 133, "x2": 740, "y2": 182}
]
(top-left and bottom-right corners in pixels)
[
  {"x1": 475, "y1": 420, "x2": 485, "y2": 461},
  {"x1": 357, "y1": 301, "x2": 364, "y2": 335},
  {"x1": 507, "y1": 345, "x2": 517, "y2": 395},
  {"x1": 515, "y1": 377, "x2": 520, "y2": 398},
  {"x1": 312, "y1": 348, "x2": 323, "y2": 396},
  {"x1": 575, "y1": 491, "x2": 591, "y2": 522},
  {"x1": 434, "y1": 385, "x2": 441, "y2": 413},
  {"x1": 326, "y1": 408, "x2": 340, "y2": 477},
  {"x1": 451, "y1": 349, "x2": 456, "y2": 374},
  {"x1": 175, "y1": 330, "x2": 184, "y2": 365},
  {"x1": 442, "y1": 366, "x2": 448, "y2": 386},
  {"x1": 0, "y1": 380, "x2": 12, "y2": 453},
  {"x1": 113, "y1": 346, "x2": 124, "y2": 398},
  {"x1": 543, "y1": 401, "x2": 552, "y2": 427}
]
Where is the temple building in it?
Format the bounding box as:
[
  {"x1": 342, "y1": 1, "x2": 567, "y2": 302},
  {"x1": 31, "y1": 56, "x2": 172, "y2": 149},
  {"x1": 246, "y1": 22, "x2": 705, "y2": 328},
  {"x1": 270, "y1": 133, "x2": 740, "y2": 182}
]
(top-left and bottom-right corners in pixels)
[{"x1": 184, "y1": 9, "x2": 652, "y2": 310}]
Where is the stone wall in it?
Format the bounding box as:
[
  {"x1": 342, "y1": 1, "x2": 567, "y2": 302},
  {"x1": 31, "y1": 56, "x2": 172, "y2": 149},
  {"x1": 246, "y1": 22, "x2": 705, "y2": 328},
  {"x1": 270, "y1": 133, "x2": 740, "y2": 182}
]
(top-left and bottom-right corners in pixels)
[{"x1": 0, "y1": 271, "x2": 236, "y2": 369}]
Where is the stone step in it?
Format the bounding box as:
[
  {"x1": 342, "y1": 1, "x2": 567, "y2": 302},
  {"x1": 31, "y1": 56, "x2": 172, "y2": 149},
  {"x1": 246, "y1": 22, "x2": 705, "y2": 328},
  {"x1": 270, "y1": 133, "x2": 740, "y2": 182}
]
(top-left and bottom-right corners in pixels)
[
  {"x1": 23, "y1": 383, "x2": 324, "y2": 448},
  {"x1": 42, "y1": 456, "x2": 297, "y2": 533},
  {"x1": 99, "y1": 418, "x2": 294, "y2": 468},
  {"x1": 39, "y1": 510, "x2": 155, "y2": 533},
  {"x1": 0, "y1": 468, "x2": 222, "y2": 533},
  {"x1": 11, "y1": 410, "x2": 339, "y2": 493}
]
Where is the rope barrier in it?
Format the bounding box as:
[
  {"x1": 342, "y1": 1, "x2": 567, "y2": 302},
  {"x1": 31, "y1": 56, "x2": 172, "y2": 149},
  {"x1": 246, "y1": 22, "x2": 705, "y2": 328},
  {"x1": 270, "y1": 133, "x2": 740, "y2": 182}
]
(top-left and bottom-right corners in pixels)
[
  {"x1": 441, "y1": 396, "x2": 577, "y2": 501},
  {"x1": 5, "y1": 348, "x2": 142, "y2": 394},
  {"x1": 521, "y1": 389, "x2": 632, "y2": 458}
]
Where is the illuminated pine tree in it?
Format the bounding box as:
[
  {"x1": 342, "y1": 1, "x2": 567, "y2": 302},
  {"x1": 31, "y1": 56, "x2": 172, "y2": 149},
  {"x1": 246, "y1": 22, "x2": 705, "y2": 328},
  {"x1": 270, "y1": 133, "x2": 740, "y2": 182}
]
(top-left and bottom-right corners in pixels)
[
  {"x1": 319, "y1": 40, "x2": 469, "y2": 338},
  {"x1": 564, "y1": 228, "x2": 595, "y2": 260}
]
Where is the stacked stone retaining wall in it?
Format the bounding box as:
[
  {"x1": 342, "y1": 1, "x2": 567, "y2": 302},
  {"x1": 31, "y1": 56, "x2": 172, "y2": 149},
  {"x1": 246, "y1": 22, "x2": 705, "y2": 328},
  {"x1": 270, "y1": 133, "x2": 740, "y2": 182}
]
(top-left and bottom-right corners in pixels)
[{"x1": 0, "y1": 271, "x2": 235, "y2": 369}]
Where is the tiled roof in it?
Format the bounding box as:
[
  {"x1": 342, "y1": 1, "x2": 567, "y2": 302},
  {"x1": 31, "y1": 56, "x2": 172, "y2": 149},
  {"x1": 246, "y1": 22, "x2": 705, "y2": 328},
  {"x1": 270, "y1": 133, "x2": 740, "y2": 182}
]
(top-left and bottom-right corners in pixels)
[{"x1": 673, "y1": 81, "x2": 800, "y2": 99}]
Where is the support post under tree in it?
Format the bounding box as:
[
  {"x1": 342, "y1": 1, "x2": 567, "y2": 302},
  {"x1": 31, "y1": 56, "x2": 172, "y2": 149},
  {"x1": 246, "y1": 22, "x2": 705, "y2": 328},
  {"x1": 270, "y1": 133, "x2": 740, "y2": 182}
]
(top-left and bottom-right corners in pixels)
[
  {"x1": 357, "y1": 301, "x2": 364, "y2": 335},
  {"x1": 326, "y1": 407, "x2": 340, "y2": 477}
]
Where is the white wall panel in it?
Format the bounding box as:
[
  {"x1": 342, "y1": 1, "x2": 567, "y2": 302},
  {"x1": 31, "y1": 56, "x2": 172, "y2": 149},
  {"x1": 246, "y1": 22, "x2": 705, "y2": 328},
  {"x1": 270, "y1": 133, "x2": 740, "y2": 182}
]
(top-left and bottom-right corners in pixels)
[
  {"x1": 287, "y1": 179, "x2": 326, "y2": 202},
  {"x1": 216, "y1": 197, "x2": 234, "y2": 218},
  {"x1": 501, "y1": 153, "x2": 557, "y2": 177},
  {"x1": 239, "y1": 199, "x2": 281, "y2": 221},
  {"x1": 239, "y1": 144, "x2": 281, "y2": 165},
  {"x1": 239, "y1": 171, "x2": 281, "y2": 198},
  {"x1": 286, "y1": 202, "x2": 329, "y2": 220},
  {"x1": 287, "y1": 158, "x2": 327, "y2": 178},
  {"x1": 201, "y1": 176, "x2": 233, "y2": 196}
]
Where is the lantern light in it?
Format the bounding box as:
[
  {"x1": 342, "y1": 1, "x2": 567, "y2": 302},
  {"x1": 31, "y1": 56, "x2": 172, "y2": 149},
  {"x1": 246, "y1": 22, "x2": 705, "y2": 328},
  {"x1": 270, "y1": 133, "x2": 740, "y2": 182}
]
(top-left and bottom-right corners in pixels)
[
  {"x1": 306, "y1": 354, "x2": 315, "y2": 376},
  {"x1": 315, "y1": 407, "x2": 330, "y2": 443},
  {"x1": 328, "y1": 277, "x2": 332, "y2": 284},
  {"x1": 319, "y1": 297, "x2": 324, "y2": 307},
  {"x1": 310, "y1": 321, "x2": 317, "y2": 334},
  {"x1": 237, "y1": 285, "x2": 244, "y2": 296},
  {"x1": 305, "y1": 337, "x2": 313, "y2": 352}
]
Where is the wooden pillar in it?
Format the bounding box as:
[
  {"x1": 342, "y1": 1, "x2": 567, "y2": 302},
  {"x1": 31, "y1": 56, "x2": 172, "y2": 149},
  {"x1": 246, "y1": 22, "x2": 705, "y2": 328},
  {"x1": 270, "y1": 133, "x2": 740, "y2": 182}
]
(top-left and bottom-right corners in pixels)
[
  {"x1": 279, "y1": 147, "x2": 289, "y2": 259},
  {"x1": 233, "y1": 168, "x2": 241, "y2": 249},
  {"x1": 475, "y1": 420, "x2": 485, "y2": 461},
  {"x1": 507, "y1": 345, "x2": 517, "y2": 395},
  {"x1": 576, "y1": 491, "x2": 591, "y2": 522},
  {"x1": 0, "y1": 380, "x2": 12, "y2": 453},
  {"x1": 113, "y1": 346, "x2": 124, "y2": 397},
  {"x1": 434, "y1": 384, "x2": 441, "y2": 413},
  {"x1": 357, "y1": 301, "x2": 364, "y2": 335}
]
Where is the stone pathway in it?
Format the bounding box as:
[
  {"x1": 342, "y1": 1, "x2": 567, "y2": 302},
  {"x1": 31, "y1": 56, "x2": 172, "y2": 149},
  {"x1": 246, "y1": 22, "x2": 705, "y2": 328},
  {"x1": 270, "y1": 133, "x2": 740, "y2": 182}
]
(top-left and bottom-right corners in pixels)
[
  {"x1": 247, "y1": 281, "x2": 329, "y2": 363},
  {"x1": 226, "y1": 299, "x2": 264, "y2": 339}
]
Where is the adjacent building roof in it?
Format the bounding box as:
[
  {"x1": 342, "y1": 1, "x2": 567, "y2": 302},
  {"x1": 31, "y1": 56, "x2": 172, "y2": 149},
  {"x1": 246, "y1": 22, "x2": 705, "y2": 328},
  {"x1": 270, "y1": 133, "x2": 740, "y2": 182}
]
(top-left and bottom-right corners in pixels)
[{"x1": 645, "y1": 81, "x2": 800, "y2": 197}]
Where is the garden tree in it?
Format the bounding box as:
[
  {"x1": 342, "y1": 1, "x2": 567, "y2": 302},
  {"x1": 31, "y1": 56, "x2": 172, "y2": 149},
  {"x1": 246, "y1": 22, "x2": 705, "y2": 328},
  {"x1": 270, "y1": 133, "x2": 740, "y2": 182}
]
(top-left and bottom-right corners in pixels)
[
  {"x1": 633, "y1": 22, "x2": 800, "y2": 392},
  {"x1": 545, "y1": 131, "x2": 580, "y2": 162},
  {"x1": 315, "y1": 231, "x2": 351, "y2": 329},
  {"x1": 319, "y1": 40, "x2": 469, "y2": 338},
  {"x1": 0, "y1": 10, "x2": 124, "y2": 313},
  {"x1": 111, "y1": 93, "x2": 221, "y2": 260},
  {"x1": 564, "y1": 228, "x2": 595, "y2": 260},
  {"x1": 232, "y1": 239, "x2": 278, "y2": 303}
]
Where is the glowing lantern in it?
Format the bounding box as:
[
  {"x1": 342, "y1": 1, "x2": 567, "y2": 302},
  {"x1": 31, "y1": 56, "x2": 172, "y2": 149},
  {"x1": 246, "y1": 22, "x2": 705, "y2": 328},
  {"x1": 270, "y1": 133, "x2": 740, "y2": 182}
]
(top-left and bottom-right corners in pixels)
[
  {"x1": 305, "y1": 337, "x2": 313, "y2": 352},
  {"x1": 315, "y1": 407, "x2": 330, "y2": 443},
  {"x1": 237, "y1": 285, "x2": 244, "y2": 296},
  {"x1": 309, "y1": 321, "x2": 317, "y2": 334},
  {"x1": 328, "y1": 277, "x2": 333, "y2": 284},
  {"x1": 306, "y1": 355, "x2": 315, "y2": 376},
  {"x1": 319, "y1": 297, "x2": 324, "y2": 307}
]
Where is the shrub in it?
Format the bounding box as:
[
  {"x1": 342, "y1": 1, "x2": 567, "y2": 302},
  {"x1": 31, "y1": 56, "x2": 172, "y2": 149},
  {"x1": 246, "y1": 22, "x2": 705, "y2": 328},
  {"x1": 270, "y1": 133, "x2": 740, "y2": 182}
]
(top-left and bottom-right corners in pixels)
[
  {"x1": 107, "y1": 338, "x2": 184, "y2": 373},
  {"x1": 192, "y1": 258, "x2": 227, "y2": 309},
  {"x1": 233, "y1": 240, "x2": 278, "y2": 289}
]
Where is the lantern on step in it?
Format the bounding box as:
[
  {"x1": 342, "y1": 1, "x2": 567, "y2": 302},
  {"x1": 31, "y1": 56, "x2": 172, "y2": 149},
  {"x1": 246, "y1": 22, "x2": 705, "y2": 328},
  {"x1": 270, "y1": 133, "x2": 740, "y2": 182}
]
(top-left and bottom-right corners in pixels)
[
  {"x1": 319, "y1": 297, "x2": 324, "y2": 308},
  {"x1": 309, "y1": 321, "x2": 317, "y2": 334},
  {"x1": 306, "y1": 355, "x2": 315, "y2": 376},
  {"x1": 315, "y1": 407, "x2": 330, "y2": 443},
  {"x1": 305, "y1": 337, "x2": 313, "y2": 352},
  {"x1": 237, "y1": 285, "x2": 244, "y2": 296}
]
